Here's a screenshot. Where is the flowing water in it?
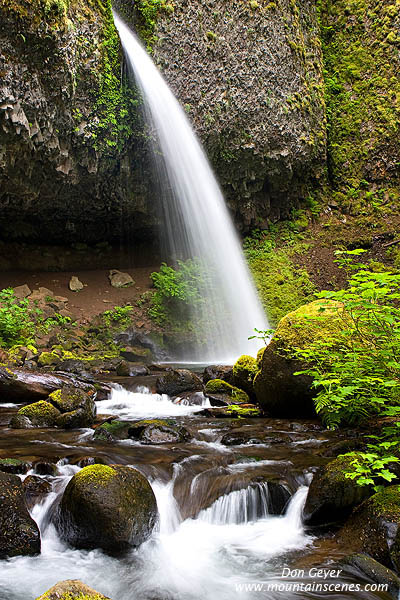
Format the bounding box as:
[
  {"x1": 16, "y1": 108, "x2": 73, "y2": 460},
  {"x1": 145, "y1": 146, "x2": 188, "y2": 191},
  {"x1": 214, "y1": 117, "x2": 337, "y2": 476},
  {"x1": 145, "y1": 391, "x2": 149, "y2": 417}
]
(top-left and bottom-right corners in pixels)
[
  {"x1": 0, "y1": 382, "x2": 393, "y2": 600},
  {"x1": 113, "y1": 13, "x2": 268, "y2": 363}
]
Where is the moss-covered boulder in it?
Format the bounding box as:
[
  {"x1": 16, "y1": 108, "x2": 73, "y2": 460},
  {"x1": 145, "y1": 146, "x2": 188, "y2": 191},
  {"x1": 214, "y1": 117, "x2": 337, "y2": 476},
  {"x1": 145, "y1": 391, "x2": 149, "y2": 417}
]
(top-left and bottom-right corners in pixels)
[
  {"x1": 0, "y1": 471, "x2": 41, "y2": 558},
  {"x1": 56, "y1": 464, "x2": 158, "y2": 553},
  {"x1": 0, "y1": 457, "x2": 32, "y2": 474},
  {"x1": 48, "y1": 386, "x2": 96, "y2": 428},
  {"x1": 156, "y1": 369, "x2": 203, "y2": 396},
  {"x1": 128, "y1": 419, "x2": 190, "y2": 444},
  {"x1": 303, "y1": 455, "x2": 374, "y2": 526},
  {"x1": 37, "y1": 351, "x2": 61, "y2": 367},
  {"x1": 11, "y1": 400, "x2": 61, "y2": 428},
  {"x1": 339, "y1": 553, "x2": 400, "y2": 600},
  {"x1": 254, "y1": 300, "x2": 343, "y2": 417},
  {"x1": 204, "y1": 379, "x2": 249, "y2": 406},
  {"x1": 202, "y1": 364, "x2": 234, "y2": 385},
  {"x1": 233, "y1": 355, "x2": 259, "y2": 395},
  {"x1": 93, "y1": 420, "x2": 132, "y2": 442},
  {"x1": 35, "y1": 579, "x2": 110, "y2": 600},
  {"x1": 116, "y1": 360, "x2": 150, "y2": 377},
  {"x1": 339, "y1": 486, "x2": 400, "y2": 572}
]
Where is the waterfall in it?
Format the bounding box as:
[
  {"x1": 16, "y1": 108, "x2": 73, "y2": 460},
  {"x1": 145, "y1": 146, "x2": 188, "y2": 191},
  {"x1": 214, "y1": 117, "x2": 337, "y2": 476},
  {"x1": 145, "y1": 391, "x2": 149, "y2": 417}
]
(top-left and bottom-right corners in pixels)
[
  {"x1": 198, "y1": 482, "x2": 271, "y2": 524},
  {"x1": 113, "y1": 14, "x2": 268, "y2": 363}
]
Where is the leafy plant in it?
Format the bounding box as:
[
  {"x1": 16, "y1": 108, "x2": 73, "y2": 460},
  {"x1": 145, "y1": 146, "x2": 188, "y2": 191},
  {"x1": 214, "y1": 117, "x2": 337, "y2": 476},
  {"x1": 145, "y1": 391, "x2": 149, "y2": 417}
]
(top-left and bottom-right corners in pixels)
[
  {"x1": 0, "y1": 288, "x2": 41, "y2": 348},
  {"x1": 102, "y1": 305, "x2": 133, "y2": 329}
]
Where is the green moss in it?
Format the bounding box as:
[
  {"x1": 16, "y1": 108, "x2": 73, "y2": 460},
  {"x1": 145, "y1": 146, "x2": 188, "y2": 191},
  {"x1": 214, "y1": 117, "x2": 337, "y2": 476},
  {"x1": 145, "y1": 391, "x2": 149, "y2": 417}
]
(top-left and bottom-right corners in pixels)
[
  {"x1": 367, "y1": 485, "x2": 400, "y2": 521},
  {"x1": 37, "y1": 592, "x2": 107, "y2": 600},
  {"x1": 256, "y1": 347, "x2": 266, "y2": 367},
  {"x1": 204, "y1": 379, "x2": 249, "y2": 404},
  {"x1": 132, "y1": 418, "x2": 176, "y2": 428},
  {"x1": 19, "y1": 400, "x2": 60, "y2": 423},
  {"x1": 74, "y1": 464, "x2": 116, "y2": 487},
  {"x1": 233, "y1": 355, "x2": 259, "y2": 384},
  {"x1": 0, "y1": 458, "x2": 25, "y2": 467},
  {"x1": 225, "y1": 405, "x2": 261, "y2": 417},
  {"x1": 38, "y1": 351, "x2": 60, "y2": 366},
  {"x1": 206, "y1": 31, "x2": 217, "y2": 41}
]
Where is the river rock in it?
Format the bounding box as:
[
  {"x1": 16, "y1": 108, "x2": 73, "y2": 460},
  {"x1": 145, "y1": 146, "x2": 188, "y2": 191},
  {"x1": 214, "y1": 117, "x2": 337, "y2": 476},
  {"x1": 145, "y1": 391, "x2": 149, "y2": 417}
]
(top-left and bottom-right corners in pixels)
[
  {"x1": 303, "y1": 455, "x2": 373, "y2": 526},
  {"x1": 232, "y1": 355, "x2": 259, "y2": 396},
  {"x1": 128, "y1": 419, "x2": 190, "y2": 444},
  {"x1": 116, "y1": 360, "x2": 150, "y2": 377},
  {"x1": 339, "y1": 553, "x2": 400, "y2": 600},
  {"x1": 156, "y1": 369, "x2": 203, "y2": 396},
  {"x1": 69, "y1": 276, "x2": 84, "y2": 292},
  {"x1": 11, "y1": 400, "x2": 61, "y2": 428},
  {"x1": 48, "y1": 386, "x2": 97, "y2": 428},
  {"x1": 0, "y1": 457, "x2": 32, "y2": 474},
  {"x1": 204, "y1": 378, "x2": 249, "y2": 405},
  {"x1": 0, "y1": 471, "x2": 41, "y2": 558},
  {"x1": 93, "y1": 420, "x2": 132, "y2": 442},
  {"x1": 203, "y1": 364, "x2": 234, "y2": 385},
  {"x1": 13, "y1": 284, "x2": 32, "y2": 299},
  {"x1": 339, "y1": 485, "x2": 400, "y2": 571},
  {"x1": 23, "y1": 475, "x2": 52, "y2": 510},
  {"x1": 35, "y1": 580, "x2": 111, "y2": 600},
  {"x1": 120, "y1": 346, "x2": 152, "y2": 363},
  {"x1": 254, "y1": 300, "x2": 343, "y2": 418},
  {"x1": 56, "y1": 464, "x2": 158, "y2": 553},
  {"x1": 108, "y1": 269, "x2": 134, "y2": 288}
]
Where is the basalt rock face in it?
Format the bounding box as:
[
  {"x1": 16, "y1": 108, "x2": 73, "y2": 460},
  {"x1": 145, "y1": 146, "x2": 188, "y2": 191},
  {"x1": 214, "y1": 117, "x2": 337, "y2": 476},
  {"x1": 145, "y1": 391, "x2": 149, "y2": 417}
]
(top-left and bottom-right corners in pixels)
[
  {"x1": 0, "y1": 0, "x2": 156, "y2": 245},
  {"x1": 116, "y1": 0, "x2": 326, "y2": 230}
]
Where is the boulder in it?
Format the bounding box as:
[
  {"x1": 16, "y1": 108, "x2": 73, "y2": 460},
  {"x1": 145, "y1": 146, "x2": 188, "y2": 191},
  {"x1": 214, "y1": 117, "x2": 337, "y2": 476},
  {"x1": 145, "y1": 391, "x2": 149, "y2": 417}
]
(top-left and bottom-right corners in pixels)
[
  {"x1": 69, "y1": 276, "x2": 84, "y2": 292},
  {"x1": 56, "y1": 464, "x2": 158, "y2": 553},
  {"x1": 108, "y1": 269, "x2": 134, "y2": 288},
  {"x1": 339, "y1": 553, "x2": 400, "y2": 600},
  {"x1": 93, "y1": 420, "x2": 132, "y2": 442},
  {"x1": 128, "y1": 419, "x2": 190, "y2": 444},
  {"x1": 254, "y1": 300, "x2": 343, "y2": 418},
  {"x1": 120, "y1": 346, "x2": 152, "y2": 363},
  {"x1": 204, "y1": 378, "x2": 249, "y2": 405},
  {"x1": 202, "y1": 364, "x2": 234, "y2": 385},
  {"x1": 339, "y1": 485, "x2": 400, "y2": 571},
  {"x1": 37, "y1": 351, "x2": 61, "y2": 367},
  {"x1": 0, "y1": 457, "x2": 32, "y2": 474},
  {"x1": 232, "y1": 354, "x2": 259, "y2": 395},
  {"x1": 156, "y1": 369, "x2": 203, "y2": 396},
  {"x1": 35, "y1": 580, "x2": 110, "y2": 600},
  {"x1": 0, "y1": 365, "x2": 95, "y2": 402},
  {"x1": 23, "y1": 475, "x2": 52, "y2": 510},
  {"x1": 11, "y1": 400, "x2": 61, "y2": 428},
  {"x1": 0, "y1": 471, "x2": 41, "y2": 558},
  {"x1": 303, "y1": 455, "x2": 373, "y2": 526},
  {"x1": 116, "y1": 360, "x2": 150, "y2": 377},
  {"x1": 48, "y1": 386, "x2": 96, "y2": 428}
]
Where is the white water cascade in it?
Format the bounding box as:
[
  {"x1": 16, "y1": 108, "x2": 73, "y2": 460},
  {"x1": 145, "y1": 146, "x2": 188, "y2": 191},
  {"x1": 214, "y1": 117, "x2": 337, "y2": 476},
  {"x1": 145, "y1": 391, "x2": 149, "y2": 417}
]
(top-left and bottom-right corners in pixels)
[{"x1": 114, "y1": 14, "x2": 268, "y2": 363}]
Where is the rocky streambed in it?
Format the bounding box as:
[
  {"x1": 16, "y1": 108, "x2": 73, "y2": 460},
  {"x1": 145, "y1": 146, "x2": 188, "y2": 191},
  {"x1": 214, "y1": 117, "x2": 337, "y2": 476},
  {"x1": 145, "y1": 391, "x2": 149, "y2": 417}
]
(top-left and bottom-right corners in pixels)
[{"x1": 0, "y1": 367, "x2": 397, "y2": 600}]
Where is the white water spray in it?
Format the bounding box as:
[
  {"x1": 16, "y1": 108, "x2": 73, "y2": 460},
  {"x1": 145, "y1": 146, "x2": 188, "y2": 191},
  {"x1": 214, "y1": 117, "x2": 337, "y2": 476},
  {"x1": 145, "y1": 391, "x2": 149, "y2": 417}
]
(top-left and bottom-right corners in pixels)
[{"x1": 114, "y1": 14, "x2": 268, "y2": 362}]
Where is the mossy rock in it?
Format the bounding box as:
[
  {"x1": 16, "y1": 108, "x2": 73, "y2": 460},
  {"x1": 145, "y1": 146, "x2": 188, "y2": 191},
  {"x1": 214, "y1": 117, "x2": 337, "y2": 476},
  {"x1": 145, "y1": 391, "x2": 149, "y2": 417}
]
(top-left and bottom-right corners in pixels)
[
  {"x1": 37, "y1": 351, "x2": 61, "y2": 367},
  {"x1": 12, "y1": 400, "x2": 61, "y2": 427},
  {"x1": 156, "y1": 369, "x2": 203, "y2": 396},
  {"x1": 93, "y1": 420, "x2": 132, "y2": 442},
  {"x1": 204, "y1": 378, "x2": 249, "y2": 405},
  {"x1": 224, "y1": 404, "x2": 262, "y2": 418},
  {"x1": 0, "y1": 457, "x2": 32, "y2": 474},
  {"x1": 303, "y1": 455, "x2": 374, "y2": 526},
  {"x1": 254, "y1": 300, "x2": 343, "y2": 418},
  {"x1": 128, "y1": 419, "x2": 190, "y2": 444},
  {"x1": 56, "y1": 464, "x2": 158, "y2": 553},
  {"x1": 233, "y1": 354, "x2": 258, "y2": 395},
  {"x1": 339, "y1": 486, "x2": 400, "y2": 572},
  {"x1": 0, "y1": 471, "x2": 40, "y2": 558},
  {"x1": 35, "y1": 579, "x2": 110, "y2": 600},
  {"x1": 48, "y1": 386, "x2": 96, "y2": 428}
]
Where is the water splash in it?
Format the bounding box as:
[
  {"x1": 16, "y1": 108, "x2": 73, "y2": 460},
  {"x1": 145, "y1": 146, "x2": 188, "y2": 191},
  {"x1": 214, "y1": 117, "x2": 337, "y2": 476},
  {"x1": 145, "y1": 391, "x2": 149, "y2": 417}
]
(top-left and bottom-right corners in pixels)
[{"x1": 113, "y1": 13, "x2": 268, "y2": 362}]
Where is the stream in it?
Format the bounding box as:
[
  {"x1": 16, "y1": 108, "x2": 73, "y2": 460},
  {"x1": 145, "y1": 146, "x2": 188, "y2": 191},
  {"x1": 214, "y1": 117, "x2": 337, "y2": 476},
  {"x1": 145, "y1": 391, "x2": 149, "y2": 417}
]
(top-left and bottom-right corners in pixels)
[{"x1": 0, "y1": 375, "x2": 392, "y2": 600}]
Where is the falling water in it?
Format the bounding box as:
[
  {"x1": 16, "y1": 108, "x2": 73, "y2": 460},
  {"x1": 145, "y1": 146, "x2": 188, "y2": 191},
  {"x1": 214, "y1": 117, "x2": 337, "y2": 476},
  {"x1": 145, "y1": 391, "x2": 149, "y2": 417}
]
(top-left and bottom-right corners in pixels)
[{"x1": 113, "y1": 14, "x2": 268, "y2": 362}]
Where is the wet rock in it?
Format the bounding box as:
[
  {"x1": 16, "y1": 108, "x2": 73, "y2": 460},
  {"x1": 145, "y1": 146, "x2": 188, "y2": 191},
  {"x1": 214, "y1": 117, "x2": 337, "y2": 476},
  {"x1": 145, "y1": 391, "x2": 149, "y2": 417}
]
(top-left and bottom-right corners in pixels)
[
  {"x1": 156, "y1": 369, "x2": 203, "y2": 396},
  {"x1": 56, "y1": 464, "x2": 158, "y2": 553},
  {"x1": 13, "y1": 284, "x2": 32, "y2": 299},
  {"x1": 203, "y1": 365, "x2": 234, "y2": 385},
  {"x1": 232, "y1": 355, "x2": 259, "y2": 396},
  {"x1": 69, "y1": 276, "x2": 84, "y2": 292},
  {"x1": 37, "y1": 351, "x2": 61, "y2": 367},
  {"x1": 221, "y1": 432, "x2": 257, "y2": 446},
  {"x1": 71, "y1": 456, "x2": 106, "y2": 468},
  {"x1": 339, "y1": 553, "x2": 400, "y2": 600},
  {"x1": 303, "y1": 455, "x2": 373, "y2": 526},
  {"x1": 0, "y1": 457, "x2": 32, "y2": 474},
  {"x1": 254, "y1": 300, "x2": 343, "y2": 418},
  {"x1": 0, "y1": 471, "x2": 41, "y2": 558},
  {"x1": 35, "y1": 579, "x2": 111, "y2": 600},
  {"x1": 128, "y1": 419, "x2": 190, "y2": 444},
  {"x1": 33, "y1": 461, "x2": 58, "y2": 476},
  {"x1": 56, "y1": 359, "x2": 90, "y2": 376},
  {"x1": 204, "y1": 379, "x2": 249, "y2": 405},
  {"x1": 93, "y1": 420, "x2": 132, "y2": 442},
  {"x1": 48, "y1": 386, "x2": 96, "y2": 429},
  {"x1": 116, "y1": 360, "x2": 150, "y2": 377},
  {"x1": 197, "y1": 405, "x2": 261, "y2": 418},
  {"x1": 339, "y1": 486, "x2": 400, "y2": 572},
  {"x1": 109, "y1": 269, "x2": 134, "y2": 288},
  {"x1": 11, "y1": 400, "x2": 61, "y2": 428},
  {"x1": 23, "y1": 475, "x2": 52, "y2": 510},
  {"x1": 120, "y1": 346, "x2": 152, "y2": 363}
]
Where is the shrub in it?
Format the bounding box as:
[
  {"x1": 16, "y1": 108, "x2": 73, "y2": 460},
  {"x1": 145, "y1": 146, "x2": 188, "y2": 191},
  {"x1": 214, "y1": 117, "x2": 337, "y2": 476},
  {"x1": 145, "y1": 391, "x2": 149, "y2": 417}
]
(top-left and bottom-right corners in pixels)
[{"x1": 0, "y1": 288, "x2": 41, "y2": 348}]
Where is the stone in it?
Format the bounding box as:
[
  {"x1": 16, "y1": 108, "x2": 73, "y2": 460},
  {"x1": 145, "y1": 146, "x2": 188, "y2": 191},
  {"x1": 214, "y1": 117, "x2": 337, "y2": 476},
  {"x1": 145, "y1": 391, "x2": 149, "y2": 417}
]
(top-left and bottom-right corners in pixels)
[
  {"x1": 116, "y1": 360, "x2": 150, "y2": 377},
  {"x1": 128, "y1": 419, "x2": 190, "y2": 444},
  {"x1": 23, "y1": 475, "x2": 52, "y2": 510},
  {"x1": 108, "y1": 269, "x2": 134, "y2": 288},
  {"x1": 339, "y1": 485, "x2": 400, "y2": 571},
  {"x1": 203, "y1": 364, "x2": 234, "y2": 385},
  {"x1": 35, "y1": 580, "x2": 111, "y2": 600},
  {"x1": 11, "y1": 400, "x2": 61, "y2": 428},
  {"x1": 339, "y1": 554, "x2": 400, "y2": 600},
  {"x1": 120, "y1": 346, "x2": 152, "y2": 363},
  {"x1": 0, "y1": 458, "x2": 32, "y2": 474},
  {"x1": 156, "y1": 369, "x2": 203, "y2": 396},
  {"x1": 254, "y1": 300, "x2": 343, "y2": 418},
  {"x1": 303, "y1": 455, "x2": 373, "y2": 526},
  {"x1": 69, "y1": 276, "x2": 84, "y2": 292},
  {"x1": 56, "y1": 464, "x2": 158, "y2": 553},
  {"x1": 0, "y1": 471, "x2": 41, "y2": 558},
  {"x1": 13, "y1": 284, "x2": 32, "y2": 299},
  {"x1": 48, "y1": 386, "x2": 97, "y2": 429},
  {"x1": 232, "y1": 354, "x2": 259, "y2": 395},
  {"x1": 204, "y1": 378, "x2": 249, "y2": 405}
]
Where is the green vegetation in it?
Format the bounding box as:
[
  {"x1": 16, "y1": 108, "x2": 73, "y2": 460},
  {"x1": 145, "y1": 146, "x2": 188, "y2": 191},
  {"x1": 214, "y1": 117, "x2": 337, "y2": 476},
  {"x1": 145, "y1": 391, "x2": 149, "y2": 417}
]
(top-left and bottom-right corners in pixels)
[
  {"x1": 204, "y1": 379, "x2": 250, "y2": 404},
  {"x1": 0, "y1": 289, "x2": 41, "y2": 348},
  {"x1": 233, "y1": 355, "x2": 258, "y2": 385},
  {"x1": 134, "y1": 0, "x2": 174, "y2": 50},
  {"x1": 244, "y1": 226, "x2": 316, "y2": 324},
  {"x1": 74, "y1": 464, "x2": 116, "y2": 487},
  {"x1": 102, "y1": 305, "x2": 133, "y2": 329}
]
